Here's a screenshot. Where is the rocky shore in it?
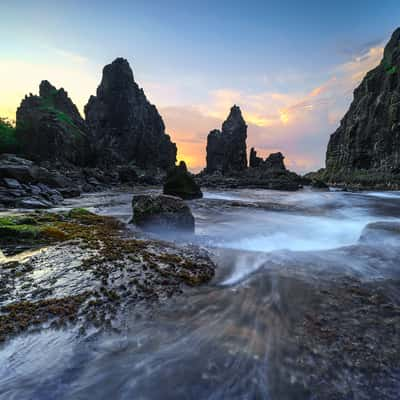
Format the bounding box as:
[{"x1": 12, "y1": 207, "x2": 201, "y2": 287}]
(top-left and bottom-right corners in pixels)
[{"x1": 0, "y1": 208, "x2": 215, "y2": 343}]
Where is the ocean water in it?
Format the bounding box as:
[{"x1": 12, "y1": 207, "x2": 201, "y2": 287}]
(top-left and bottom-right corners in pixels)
[{"x1": 1, "y1": 188, "x2": 400, "y2": 399}]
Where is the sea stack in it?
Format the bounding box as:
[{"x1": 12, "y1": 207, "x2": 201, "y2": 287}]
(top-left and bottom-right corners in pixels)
[
  {"x1": 16, "y1": 80, "x2": 90, "y2": 166},
  {"x1": 206, "y1": 105, "x2": 247, "y2": 174},
  {"x1": 325, "y1": 27, "x2": 400, "y2": 184},
  {"x1": 85, "y1": 58, "x2": 177, "y2": 170}
]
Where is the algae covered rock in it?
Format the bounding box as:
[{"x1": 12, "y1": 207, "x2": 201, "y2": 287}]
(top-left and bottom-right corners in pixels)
[
  {"x1": 163, "y1": 161, "x2": 202, "y2": 200},
  {"x1": 131, "y1": 194, "x2": 195, "y2": 233},
  {"x1": 0, "y1": 208, "x2": 215, "y2": 343}
]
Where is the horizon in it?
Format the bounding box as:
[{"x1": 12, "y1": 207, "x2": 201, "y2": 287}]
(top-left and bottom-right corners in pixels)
[{"x1": 1, "y1": 1, "x2": 400, "y2": 173}]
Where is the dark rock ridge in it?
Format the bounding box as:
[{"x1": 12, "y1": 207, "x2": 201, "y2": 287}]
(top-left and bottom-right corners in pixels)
[
  {"x1": 249, "y1": 148, "x2": 286, "y2": 171},
  {"x1": 324, "y1": 27, "x2": 400, "y2": 188},
  {"x1": 206, "y1": 105, "x2": 247, "y2": 174},
  {"x1": 163, "y1": 161, "x2": 202, "y2": 200},
  {"x1": 16, "y1": 80, "x2": 91, "y2": 166},
  {"x1": 85, "y1": 58, "x2": 177, "y2": 170},
  {"x1": 131, "y1": 194, "x2": 195, "y2": 234}
]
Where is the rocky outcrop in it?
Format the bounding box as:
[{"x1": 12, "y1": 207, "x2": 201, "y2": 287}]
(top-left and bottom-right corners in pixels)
[
  {"x1": 0, "y1": 210, "x2": 215, "y2": 343},
  {"x1": 85, "y1": 58, "x2": 177, "y2": 170},
  {"x1": 0, "y1": 154, "x2": 81, "y2": 208},
  {"x1": 15, "y1": 81, "x2": 91, "y2": 166},
  {"x1": 201, "y1": 110, "x2": 303, "y2": 190},
  {"x1": 249, "y1": 149, "x2": 286, "y2": 171},
  {"x1": 131, "y1": 194, "x2": 195, "y2": 233},
  {"x1": 163, "y1": 161, "x2": 202, "y2": 200},
  {"x1": 264, "y1": 152, "x2": 286, "y2": 171},
  {"x1": 206, "y1": 105, "x2": 247, "y2": 174},
  {"x1": 325, "y1": 27, "x2": 400, "y2": 187}
]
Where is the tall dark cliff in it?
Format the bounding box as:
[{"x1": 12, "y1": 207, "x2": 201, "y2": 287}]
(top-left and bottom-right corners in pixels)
[
  {"x1": 206, "y1": 105, "x2": 247, "y2": 174},
  {"x1": 16, "y1": 80, "x2": 90, "y2": 166},
  {"x1": 85, "y1": 58, "x2": 177, "y2": 170},
  {"x1": 326, "y1": 28, "x2": 400, "y2": 180}
]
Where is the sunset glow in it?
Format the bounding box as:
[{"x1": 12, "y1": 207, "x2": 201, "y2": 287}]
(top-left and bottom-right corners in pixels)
[{"x1": 0, "y1": 1, "x2": 396, "y2": 173}]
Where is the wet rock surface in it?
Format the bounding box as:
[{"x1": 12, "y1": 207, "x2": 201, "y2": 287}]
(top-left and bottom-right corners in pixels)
[
  {"x1": 163, "y1": 161, "x2": 202, "y2": 200},
  {"x1": 292, "y1": 276, "x2": 400, "y2": 399},
  {"x1": 0, "y1": 209, "x2": 215, "y2": 343},
  {"x1": 131, "y1": 194, "x2": 195, "y2": 233}
]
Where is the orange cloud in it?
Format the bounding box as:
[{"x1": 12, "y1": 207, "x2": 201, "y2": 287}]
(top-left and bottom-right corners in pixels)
[{"x1": 0, "y1": 41, "x2": 386, "y2": 174}]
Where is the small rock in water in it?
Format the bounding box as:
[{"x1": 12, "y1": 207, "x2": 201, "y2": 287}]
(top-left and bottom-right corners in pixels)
[
  {"x1": 131, "y1": 194, "x2": 195, "y2": 233},
  {"x1": 163, "y1": 161, "x2": 202, "y2": 200}
]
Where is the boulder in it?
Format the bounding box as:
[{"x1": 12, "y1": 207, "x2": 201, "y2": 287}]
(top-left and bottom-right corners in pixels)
[
  {"x1": 0, "y1": 154, "x2": 82, "y2": 208},
  {"x1": 18, "y1": 198, "x2": 52, "y2": 209},
  {"x1": 206, "y1": 105, "x2": 247, "y2": 174},
  {"x1": 3, "y1": 178, "x2": 22, "y2": 190},
  {"x1": 85, "y1": 58, "x2": 177, "y2": 170},
  {"x1": 117, "y1": 165, "x2": 139, "y2": 184},
  {"x1": 131, "y1": 194, "x2": 195, "y2": 233},
  {"x1": 0, "y1": 162, "x2": 36, "y2": 184},
  {"x1": 163, "y1": 161, "x2": 203, "y2": 200},
  {"x1": 359, "y1": 222, "x2": 400, "y2": 246}
]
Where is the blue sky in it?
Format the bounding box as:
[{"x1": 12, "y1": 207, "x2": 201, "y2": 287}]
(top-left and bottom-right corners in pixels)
[{"x1": 1, "y1": 1, "x2": 400, "y2": 171}]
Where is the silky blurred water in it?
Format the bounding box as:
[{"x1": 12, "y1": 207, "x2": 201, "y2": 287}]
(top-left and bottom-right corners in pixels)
[{"x1": 1, "y1": 188, "x2": 400, "y2": 399}]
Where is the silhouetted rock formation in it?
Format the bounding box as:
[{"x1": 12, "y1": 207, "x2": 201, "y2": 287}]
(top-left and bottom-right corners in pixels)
[
  {"x1": 249, "y1": 147, "x2": 262, "y2": 168},
  {"x1": 325, "y1": 27, "x2": 400, "y2": 188},
  {"x1": 200, "y1": 109, "x2": 303, "y2": 190},
  {"x1": 250, "y1": 149, "x2": 286, "y2": 171},
  {"x1": 206, "y1": 105, "x2": 247, "y2": 174},
  {"x1": 15, "y1": 81, "x2": 90, "y2": 166},
  {"x1": 163, "y1": 161, "x2": 202, "y2": 200},
  {"x1": 264, "y1": 152, "x2": 286, "y2": 171},
  {"x1": 85, "y1": 58, "x2": 177, "y2": 170}
]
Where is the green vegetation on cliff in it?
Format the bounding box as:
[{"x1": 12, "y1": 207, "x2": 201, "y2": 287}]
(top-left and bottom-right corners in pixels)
[{"x1": 0, "y1": 118, "x2": 18, "y2": 153}]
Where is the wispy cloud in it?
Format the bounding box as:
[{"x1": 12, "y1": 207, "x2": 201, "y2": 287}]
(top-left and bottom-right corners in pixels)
[
  {"x1": 52, "y1": 48, "x2": 89, "y2": 65},
  {"x1": 162, "y1": 42, "x2": 384, "y2": 173},
  {"x1": 0, "y1": 41, "x2": 386, "y2": 174}
]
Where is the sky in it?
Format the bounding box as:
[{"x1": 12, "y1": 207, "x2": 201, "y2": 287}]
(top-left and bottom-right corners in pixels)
[{"x1": 1, "y1": 1, "x2": 400, "y2": 172}]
